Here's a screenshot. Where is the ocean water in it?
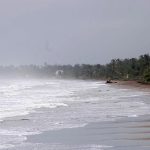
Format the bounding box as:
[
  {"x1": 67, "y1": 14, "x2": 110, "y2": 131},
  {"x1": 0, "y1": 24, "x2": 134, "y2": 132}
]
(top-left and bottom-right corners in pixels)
[{"x1": 0, "y1": 79, "x2": 150, "y2": 149}]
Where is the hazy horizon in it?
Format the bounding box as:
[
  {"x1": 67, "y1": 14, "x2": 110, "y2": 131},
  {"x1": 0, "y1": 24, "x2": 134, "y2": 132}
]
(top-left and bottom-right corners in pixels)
[
  {"x1": 0, "y1": 53, "x2": 149, "y2": 67},
  {"x1": 0, "y1": 0, "x2": 150, "y2": 65}
]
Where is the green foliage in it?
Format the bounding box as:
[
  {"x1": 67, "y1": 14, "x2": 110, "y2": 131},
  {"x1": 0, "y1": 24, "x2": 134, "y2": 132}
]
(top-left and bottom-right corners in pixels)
[
  {"x1": 144, "y1": 69, "x2": 150, "y2": 82},
  {"x1": 0, "y1": 53, "x2": 149, "y2": 82}
]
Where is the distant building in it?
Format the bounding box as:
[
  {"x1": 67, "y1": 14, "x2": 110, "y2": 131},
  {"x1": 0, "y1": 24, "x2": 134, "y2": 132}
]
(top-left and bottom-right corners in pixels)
[
  {"x1": 126, "y1": 74, "x2": 129, "y2": 79},
  {"x1": 55, "y1": 70, "x2": 64, "y2": 78}
]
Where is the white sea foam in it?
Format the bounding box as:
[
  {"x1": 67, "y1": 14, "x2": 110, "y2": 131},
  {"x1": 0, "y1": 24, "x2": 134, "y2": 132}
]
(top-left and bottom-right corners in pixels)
[
  {"x1": 0, "y1": 79, "x2": 70, "y2": 121},
  {"x1": 10, "y1": 143, "x2": 113, "y2": 150},
  {"x1": 0, "y1": 144, "x2": 14, "y2": 149}
]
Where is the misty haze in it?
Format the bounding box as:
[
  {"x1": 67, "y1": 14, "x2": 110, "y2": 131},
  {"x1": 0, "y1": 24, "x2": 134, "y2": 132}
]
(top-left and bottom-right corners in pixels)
[{"x1": 0, "y1": 0, "x2": 150, "y2": 150}]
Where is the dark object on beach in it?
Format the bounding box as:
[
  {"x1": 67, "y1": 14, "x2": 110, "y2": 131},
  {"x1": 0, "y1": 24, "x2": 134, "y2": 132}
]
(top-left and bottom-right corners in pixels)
[
  {"x1": 106, "y1": 80, "x2": 117, "y2": 84},
  {"x1": 106, "y1": 80, "x2": 113, "y2": 84},
  {"x1": 21, "y1": 119, "x2": 30, "y2": 121}
]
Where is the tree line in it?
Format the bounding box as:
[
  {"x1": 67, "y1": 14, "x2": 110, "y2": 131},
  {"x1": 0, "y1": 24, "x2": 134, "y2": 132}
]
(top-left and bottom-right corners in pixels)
[{"x1": 0, "y1": 54, "x2": 150, "y2": 83}]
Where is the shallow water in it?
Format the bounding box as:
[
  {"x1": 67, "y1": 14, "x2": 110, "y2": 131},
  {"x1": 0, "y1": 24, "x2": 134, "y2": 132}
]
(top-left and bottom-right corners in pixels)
[{"x1": 0, "y1": 79, "x2": 149, "y2": 149}]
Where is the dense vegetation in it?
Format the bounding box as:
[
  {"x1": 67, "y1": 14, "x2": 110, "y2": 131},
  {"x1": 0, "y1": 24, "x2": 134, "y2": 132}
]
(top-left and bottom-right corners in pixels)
[{"x1": 0, "y1": 54, "x2": 150, "y2": 83}]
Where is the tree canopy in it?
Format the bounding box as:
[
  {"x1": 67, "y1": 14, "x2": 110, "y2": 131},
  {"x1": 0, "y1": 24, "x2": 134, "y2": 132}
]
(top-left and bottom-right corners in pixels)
[{"x1": 0, "y1": 54, "x2": 149, "y2": 83}]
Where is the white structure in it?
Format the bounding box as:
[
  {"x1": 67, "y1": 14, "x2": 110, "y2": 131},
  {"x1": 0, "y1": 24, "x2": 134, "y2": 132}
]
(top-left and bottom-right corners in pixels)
[{"x1": 55, "y1": 70, "x2": 64, "y2": 78}]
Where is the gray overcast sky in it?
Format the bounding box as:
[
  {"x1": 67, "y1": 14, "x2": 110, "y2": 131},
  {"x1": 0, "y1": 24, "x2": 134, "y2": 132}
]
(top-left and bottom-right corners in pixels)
[{"x1": 0, "y1": 0, "x2": 150, "y2": 65}]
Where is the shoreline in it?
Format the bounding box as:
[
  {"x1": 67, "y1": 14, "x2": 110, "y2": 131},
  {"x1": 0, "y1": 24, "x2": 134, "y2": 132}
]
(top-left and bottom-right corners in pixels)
[
  {"x1": 24, "y1": 81, "x2": 150, "y2": 150},
  {"x1": 107, "y1": 80, "x2": 150, "y2": 92},
  {"x1": 2, "y1": 79, "x2": 150, "y2": 150}
]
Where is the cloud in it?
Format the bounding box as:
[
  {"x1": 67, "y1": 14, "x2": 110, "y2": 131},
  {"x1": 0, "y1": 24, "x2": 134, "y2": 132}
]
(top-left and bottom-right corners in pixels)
[{"x1": 0, "y1": 0, "x2": 149, "y2": 65}]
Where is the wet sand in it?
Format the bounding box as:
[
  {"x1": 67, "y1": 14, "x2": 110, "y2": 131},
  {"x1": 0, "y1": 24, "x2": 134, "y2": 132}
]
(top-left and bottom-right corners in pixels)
[
  {"x1": 26, "y1": 115, "x2": 150, "y2": 150},
  {"x1": 112, "y1": 80, "x2": 150, "y2": 92}
]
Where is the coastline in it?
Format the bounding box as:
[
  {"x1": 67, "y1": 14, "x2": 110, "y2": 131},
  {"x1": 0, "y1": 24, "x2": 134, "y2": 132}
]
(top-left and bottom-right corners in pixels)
[
  {"x1": 2, "y1": 79, "x2": 150, "y2": 150},
  {"x1": 108, "y1": 80, "x2": 150, "y2": 92},
  {"x1": 24, "y1": 80, "x2": 150, "y2": 150}
]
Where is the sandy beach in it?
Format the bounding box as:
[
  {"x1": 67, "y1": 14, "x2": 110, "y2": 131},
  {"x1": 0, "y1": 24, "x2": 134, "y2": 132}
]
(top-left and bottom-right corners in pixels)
[{"x1": 112, "y1": 80, "x2": 150, "y2": 92}]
